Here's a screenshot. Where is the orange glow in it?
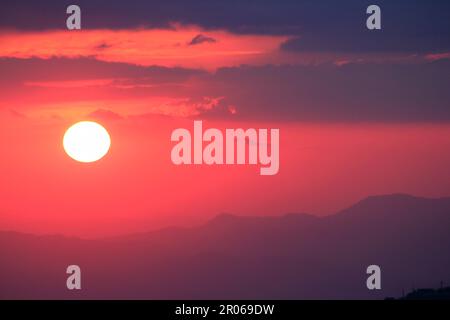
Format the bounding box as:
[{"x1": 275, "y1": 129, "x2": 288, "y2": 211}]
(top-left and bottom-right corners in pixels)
[{"x1": 0, "y1": 27, "x2": 291, "y2": 70}]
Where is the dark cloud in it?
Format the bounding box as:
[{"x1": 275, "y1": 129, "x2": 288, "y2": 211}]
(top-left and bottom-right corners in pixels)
[
  {"x1": 94, "y1": 42, "x2": 113, "y2": 50},
  {"x1": 197, "y1": 60, "x2": 450, "y2": 122},
  {"x1": 1, "y1": 56, "x2": 450, "y2": 122},
  {"x1": 0, "y1": 57, "x2": 205, "y2": 108},
  {"x1": 0, "y1": 57, "x2": 205, "y2": 83},
  {"x1": 280, "y1": 27, "x2": 450, "y2": 54},
  {"x1": 1, "y1": 0, "x2": 449, "y2": 54},
  {"x1": 188, "y1": 34, "x2": 216, "y2": 46}
]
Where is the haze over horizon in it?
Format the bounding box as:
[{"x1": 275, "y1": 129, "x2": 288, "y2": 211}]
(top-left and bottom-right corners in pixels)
[
  {"x1": 1, "y1": 193, "x2": 449, "y2": 239},
  {"x1": 2, "y1": 193, "x2": 450, "y2": 299}
]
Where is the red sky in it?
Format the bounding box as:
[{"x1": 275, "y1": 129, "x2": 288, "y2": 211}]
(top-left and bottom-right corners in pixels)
[
  {"x1": 1, "y1": 24, "x2": 450, "y2": 237},
  {"x1": 1, "y1": 108, "x2": 450, "y2": 237}
]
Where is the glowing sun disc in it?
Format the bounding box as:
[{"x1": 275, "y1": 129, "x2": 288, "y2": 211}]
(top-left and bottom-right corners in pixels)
[{"x1": 63, "y1": 121, "x2": 111, "y2": 162}]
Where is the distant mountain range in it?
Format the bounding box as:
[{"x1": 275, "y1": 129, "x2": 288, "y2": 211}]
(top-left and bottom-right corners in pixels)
[{"x1": 1, "y1": 194, "x2": 450, "y2": 299}]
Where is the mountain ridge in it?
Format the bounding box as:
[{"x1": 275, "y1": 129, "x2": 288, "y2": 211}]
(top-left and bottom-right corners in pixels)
[
  {"x1": 1, "y1": 193, "x2": 450, "y2": 299},
  {"x1": 1, "y1": 194, "x2": 449, "y2": 240}
]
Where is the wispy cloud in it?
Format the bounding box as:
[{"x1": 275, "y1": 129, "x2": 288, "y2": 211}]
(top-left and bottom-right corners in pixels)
[{"x1": 0, "y1": 27, "x2": 289, "y2": 70}]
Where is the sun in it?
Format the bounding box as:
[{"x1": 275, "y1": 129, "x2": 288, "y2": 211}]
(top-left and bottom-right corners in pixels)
[{"x1": 63, "y1": 121, "x2": 111, "y2": 163}]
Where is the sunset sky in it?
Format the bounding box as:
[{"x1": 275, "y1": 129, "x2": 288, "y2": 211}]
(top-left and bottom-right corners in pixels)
[{"x1": 1, "y1": 0, "x2": 450, "y2": 237}]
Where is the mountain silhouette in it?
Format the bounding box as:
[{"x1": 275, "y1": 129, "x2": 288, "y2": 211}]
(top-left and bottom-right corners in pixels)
[{"x1": 1, "y1": 194, "x2": 450, "y2": 299}]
